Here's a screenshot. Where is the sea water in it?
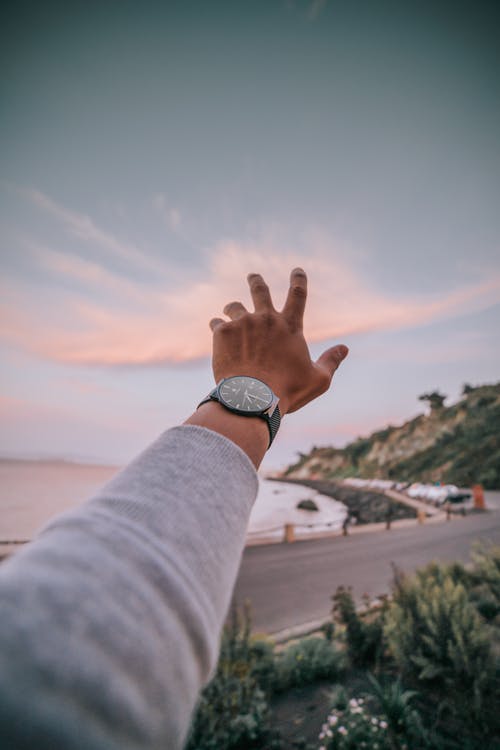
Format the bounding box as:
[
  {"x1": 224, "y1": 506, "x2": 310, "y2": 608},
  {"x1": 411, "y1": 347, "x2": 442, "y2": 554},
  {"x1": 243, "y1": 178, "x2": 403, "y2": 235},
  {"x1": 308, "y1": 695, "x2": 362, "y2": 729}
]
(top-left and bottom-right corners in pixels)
[{"x1": 0, "y1": 460, "x2": 346, "y2": 546}]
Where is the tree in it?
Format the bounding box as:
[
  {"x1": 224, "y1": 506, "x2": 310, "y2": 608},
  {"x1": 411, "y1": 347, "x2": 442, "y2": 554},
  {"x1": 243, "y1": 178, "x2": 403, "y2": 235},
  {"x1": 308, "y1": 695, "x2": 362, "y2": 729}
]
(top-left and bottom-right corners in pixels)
[{"x1": 418, "y1": 390, "x2": 446, "y2": 412}]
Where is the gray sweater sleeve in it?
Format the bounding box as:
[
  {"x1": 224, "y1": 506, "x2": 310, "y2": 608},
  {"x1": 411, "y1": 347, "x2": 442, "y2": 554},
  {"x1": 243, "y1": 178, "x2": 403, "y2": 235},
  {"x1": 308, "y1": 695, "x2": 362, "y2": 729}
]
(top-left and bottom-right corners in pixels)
[{"x1": 0, "y1": 425, "x2": 259, "y2": 750}]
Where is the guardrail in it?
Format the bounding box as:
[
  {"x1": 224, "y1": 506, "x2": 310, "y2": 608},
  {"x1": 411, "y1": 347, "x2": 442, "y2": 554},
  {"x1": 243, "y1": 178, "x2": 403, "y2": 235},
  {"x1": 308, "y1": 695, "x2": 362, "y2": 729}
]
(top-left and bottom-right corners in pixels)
[{"x1": 246, "y1": 519, "x2": 347, "y2": 545}]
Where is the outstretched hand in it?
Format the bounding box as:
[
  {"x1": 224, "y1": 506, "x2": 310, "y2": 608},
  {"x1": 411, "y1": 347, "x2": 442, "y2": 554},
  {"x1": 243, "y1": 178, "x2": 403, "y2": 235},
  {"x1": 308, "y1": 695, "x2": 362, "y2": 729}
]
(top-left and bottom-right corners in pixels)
[{"x1": 209, "y1": 268, "x2": 348, "y2": 415}]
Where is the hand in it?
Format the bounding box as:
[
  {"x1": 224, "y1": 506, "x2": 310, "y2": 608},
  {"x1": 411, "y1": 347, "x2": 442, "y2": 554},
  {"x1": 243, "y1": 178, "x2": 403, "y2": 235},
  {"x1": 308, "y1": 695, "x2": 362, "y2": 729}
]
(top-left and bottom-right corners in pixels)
[{"x1": 209, "y1": 268, "x2": 348, "y2": 415}]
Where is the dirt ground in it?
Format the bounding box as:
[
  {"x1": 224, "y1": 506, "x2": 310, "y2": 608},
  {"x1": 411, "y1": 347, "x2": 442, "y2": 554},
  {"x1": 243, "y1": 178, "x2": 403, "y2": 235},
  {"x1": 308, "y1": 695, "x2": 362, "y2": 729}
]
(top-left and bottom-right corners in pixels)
[{"x1": 268, "y1": 670, "x2": 373, "y2": 749}]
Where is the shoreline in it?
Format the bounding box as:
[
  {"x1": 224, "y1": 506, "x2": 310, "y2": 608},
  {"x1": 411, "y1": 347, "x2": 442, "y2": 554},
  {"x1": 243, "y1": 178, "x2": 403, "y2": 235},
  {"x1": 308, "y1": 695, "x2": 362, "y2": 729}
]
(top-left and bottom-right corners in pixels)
[{"x1": 270, "y1": 477, "x2": 416, "y2": 525}]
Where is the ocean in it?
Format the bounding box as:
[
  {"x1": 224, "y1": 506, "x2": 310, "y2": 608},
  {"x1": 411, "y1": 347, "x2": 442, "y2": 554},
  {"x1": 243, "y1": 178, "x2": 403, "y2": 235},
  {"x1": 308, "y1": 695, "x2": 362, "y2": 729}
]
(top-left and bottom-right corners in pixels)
[
  {"x1": 0, "y1": 460, "x2": 347, "y2": 550},
  {"x1": 0, "y1": 459, "x2": 119, "y2": 542}
]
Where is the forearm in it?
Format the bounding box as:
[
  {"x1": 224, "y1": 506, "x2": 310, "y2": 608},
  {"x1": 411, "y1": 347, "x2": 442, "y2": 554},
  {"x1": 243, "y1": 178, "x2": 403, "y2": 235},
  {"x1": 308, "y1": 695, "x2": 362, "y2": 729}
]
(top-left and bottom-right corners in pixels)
[{"x1": 0, "y1": 426, "x2": 258, "y2": 750}]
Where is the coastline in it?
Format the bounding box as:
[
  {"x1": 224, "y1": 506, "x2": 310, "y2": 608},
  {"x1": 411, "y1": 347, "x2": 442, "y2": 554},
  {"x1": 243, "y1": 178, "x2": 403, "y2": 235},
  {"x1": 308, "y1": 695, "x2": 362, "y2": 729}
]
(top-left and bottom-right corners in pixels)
[{"x1": 270, "y1": 477, "x2": 417, "y2": 525}]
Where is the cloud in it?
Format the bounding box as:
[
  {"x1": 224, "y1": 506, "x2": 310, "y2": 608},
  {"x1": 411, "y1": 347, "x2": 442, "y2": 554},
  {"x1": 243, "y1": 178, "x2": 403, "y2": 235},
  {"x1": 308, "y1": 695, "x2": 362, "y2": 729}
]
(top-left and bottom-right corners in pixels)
[
  {"x1": 26, "y1": 241, "x2": 148, "y2": 303},
  {"x1": 1, "y1": 238, "x2": 500, "y2": 366},
  {"x1": 21, "y1": 188, "x2": 166, "y2": 275}
]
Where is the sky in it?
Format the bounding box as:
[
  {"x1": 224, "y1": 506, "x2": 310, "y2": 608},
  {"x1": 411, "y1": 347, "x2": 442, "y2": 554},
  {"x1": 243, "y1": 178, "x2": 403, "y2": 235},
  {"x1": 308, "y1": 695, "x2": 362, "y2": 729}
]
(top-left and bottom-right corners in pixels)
[{"x1": 1, "y1": 0, "x2": 499, "y2": 471}]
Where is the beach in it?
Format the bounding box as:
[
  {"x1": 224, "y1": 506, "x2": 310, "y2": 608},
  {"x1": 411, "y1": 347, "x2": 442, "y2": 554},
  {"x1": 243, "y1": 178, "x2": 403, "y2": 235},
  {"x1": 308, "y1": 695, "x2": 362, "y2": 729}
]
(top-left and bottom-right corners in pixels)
[
  {"x1": 246, "y1": 479, "x2": 347, "y2": 544},
  {"x1": 0, "y1": 461, "x2": 347, "y2": 552}
]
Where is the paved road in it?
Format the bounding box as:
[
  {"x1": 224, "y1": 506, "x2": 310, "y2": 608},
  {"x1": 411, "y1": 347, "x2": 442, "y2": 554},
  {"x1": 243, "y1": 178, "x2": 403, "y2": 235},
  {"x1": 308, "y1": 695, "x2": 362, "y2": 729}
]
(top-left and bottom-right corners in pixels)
[{"x1": 233, "y1": 505, "x2": 500, "y2": 634}]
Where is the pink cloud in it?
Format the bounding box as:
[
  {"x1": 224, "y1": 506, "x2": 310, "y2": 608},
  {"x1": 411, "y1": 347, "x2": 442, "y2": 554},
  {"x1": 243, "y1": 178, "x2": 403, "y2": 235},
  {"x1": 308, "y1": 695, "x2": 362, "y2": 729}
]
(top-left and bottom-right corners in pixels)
[{"x1": 2, "y1": 239, "x2": 500, "y2": 366}]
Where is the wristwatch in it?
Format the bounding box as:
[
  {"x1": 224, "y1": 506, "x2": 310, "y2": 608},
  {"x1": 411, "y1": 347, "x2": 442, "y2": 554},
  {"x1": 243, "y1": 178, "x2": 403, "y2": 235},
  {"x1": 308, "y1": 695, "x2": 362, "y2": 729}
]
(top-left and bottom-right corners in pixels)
[{"x1": 198, "y1": 375, "x2": 281, "y2": 448}]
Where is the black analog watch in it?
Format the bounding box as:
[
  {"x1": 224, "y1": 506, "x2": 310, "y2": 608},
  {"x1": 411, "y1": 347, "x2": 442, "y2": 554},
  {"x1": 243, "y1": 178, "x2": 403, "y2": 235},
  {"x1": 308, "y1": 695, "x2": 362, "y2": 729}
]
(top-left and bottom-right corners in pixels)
[{"x1": 198, "y1": 375, "x2": 281, "y2": 448}]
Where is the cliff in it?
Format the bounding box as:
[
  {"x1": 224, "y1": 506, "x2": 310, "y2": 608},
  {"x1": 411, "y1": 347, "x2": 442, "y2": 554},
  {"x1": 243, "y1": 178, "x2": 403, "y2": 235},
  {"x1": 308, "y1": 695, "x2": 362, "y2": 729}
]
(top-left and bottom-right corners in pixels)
[{"x1": 283, "y1": 382, "x2": 500, "y2": 489}]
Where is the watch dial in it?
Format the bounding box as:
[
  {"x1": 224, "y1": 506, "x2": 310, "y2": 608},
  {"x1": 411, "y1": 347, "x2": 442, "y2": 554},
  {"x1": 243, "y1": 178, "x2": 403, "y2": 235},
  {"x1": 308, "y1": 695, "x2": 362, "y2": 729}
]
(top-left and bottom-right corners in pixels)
[{"x1": 219, "y1": 376, "x2": 273, "y2": 414}]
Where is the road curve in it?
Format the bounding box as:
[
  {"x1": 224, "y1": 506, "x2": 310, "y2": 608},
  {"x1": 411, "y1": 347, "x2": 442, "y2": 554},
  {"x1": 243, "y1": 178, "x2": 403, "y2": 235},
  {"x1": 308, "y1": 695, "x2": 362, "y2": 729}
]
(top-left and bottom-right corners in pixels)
[{"x1": 233, "y1": 508, "x2": 500, "y2": 634}]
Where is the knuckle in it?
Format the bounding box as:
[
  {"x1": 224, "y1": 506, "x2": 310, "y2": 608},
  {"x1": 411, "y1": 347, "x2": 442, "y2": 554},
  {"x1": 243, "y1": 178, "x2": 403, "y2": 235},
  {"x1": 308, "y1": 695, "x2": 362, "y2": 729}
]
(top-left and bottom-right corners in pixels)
[
  {"x1": 290, "y1": 284, "x2": 307, "y2": 299},
  {"x1": 215, "y1": 321, "x2": 232, "y2": 335},
  {"x1": 223, "y1": 300, "x2": 241, "y2": 314},
  {"x1": 252, "y1": 280, "x2": 269, "y2": 295},
  {"x1": 238, "y1": 311, "x2": 253, "y2": 327},
  {"x1": 259, "y1": 312, "x2": 275, "y2": 327}
]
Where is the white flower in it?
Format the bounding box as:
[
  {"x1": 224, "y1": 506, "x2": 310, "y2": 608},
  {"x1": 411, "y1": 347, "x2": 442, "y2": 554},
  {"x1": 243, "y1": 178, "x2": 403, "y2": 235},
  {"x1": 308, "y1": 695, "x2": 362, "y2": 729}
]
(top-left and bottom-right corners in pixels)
[
  {"x1": 371, "y1": 717, "x2": 378, "y2": 725},
  {"x1": 338, "y1": 726, "x2": 348, "y2": 736},
  {"x1": 319, "y1": 747, "x2": 326, "y2": 750},
  {"x1": 329, "y1": 715, "x2": 338, "y2": 725},
  {"x1": 319, "y1": 732, "x2": 325, "y2": 739},
  {"x1": 358, "y1": 698, "x2": 364, "y2": 704},
  {"x1": 326, "y1": 729, "x2": 333, "y2": 737},
  {"x1": 380, "y1": 720, "x2": 388, "y2": 729},
  {"x1": 349, "y1": 698, "x2": 358, "y2": 707}
]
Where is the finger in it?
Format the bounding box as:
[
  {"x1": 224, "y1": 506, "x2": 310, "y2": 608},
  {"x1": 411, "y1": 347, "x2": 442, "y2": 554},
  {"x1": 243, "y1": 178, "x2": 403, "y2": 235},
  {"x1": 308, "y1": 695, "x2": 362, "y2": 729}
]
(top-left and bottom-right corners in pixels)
[
  {"x1": 223, "y1": 301, "x2": 248, "y2": 320},
  {"x1": 282, "y1": 268, "x2": 307, "y2": 330},
  {"x1": 316, "y1": 344, "x2": 349, "y2": 379},
  {"x1": 209, "y1": 317, "x2": 225, "y2": 332},
  {"x1": 247, "y1": 273, "x2": 275, "y2": 313}
]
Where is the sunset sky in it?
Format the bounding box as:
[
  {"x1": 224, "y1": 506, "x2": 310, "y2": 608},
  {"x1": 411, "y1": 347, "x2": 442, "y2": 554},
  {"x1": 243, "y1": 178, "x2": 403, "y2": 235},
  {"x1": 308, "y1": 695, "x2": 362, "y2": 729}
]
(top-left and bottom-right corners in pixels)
[{"x1": 1, "y1": 0, "x2": 499, "y2": 471}]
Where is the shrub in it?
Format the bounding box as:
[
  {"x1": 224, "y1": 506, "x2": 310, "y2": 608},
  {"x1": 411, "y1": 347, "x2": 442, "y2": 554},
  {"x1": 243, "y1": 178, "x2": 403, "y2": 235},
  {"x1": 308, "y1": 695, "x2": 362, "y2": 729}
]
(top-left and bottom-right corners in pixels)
[
  {"x1": 469, "y1": 544, "x2": 500, "y2": 605},
  {"x1": 248, "y1": 638, "x2": 278, "y2": 696},
  {"x1": 276, "y1": 636, "x2": 345, "y2": 690},
  {"x1": 384, "y1": 563, "x2": 495, "y2": 723},
  {"x1": 365, "y1": 674, "x2": 427, "y2": 747},
  {"x1": 321, "y1": 621, "x2": 335, "y2": 642},
  {"x1": 332, "y1": 587, "x2": 385, "y2": 669},
  {"x1": 185, "y1": 605, "x2": 274, "y2": 750}
]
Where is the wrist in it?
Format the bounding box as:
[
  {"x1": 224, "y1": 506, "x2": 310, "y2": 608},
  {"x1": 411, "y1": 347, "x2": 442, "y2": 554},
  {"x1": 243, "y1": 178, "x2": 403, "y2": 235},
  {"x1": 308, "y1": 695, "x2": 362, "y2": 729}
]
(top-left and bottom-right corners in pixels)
[{"x1": 184, "y1": 401, "x2": 269, "y2": 469}]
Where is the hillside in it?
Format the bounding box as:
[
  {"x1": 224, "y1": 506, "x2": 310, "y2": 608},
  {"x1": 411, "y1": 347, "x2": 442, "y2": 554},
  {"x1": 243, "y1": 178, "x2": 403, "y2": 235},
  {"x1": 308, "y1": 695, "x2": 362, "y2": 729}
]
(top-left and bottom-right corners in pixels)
[{"x1": 283, "y1": 382, "x2": 500, "y2": 489}]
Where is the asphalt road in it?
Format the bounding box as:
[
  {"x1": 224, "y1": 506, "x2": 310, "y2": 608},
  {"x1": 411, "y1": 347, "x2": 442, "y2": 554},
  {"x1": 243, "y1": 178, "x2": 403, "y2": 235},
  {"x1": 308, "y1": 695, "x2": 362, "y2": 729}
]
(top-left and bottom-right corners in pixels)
[{"x1": 233, "y1": 501, "x2": 500, "y2": 634}]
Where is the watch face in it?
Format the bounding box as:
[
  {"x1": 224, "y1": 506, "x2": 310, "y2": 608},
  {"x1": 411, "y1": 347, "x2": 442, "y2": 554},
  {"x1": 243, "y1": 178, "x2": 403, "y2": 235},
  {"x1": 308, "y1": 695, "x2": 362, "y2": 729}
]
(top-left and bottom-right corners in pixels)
[{"x1": 218, "y1": 376, "x2": 274, "y2": 414}]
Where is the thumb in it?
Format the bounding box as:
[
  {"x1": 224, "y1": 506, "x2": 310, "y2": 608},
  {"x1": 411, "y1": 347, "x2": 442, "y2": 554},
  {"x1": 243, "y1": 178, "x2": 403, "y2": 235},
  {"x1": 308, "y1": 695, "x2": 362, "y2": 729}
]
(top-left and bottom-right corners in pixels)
[{"x1": 316, "y1": 344, "x2": 349, "y2": 379}]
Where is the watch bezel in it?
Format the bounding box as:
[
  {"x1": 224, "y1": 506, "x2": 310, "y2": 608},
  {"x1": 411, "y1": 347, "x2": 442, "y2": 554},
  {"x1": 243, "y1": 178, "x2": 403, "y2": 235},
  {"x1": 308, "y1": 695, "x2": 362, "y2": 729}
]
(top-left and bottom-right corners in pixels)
[{"x1": 216, "y1": 375, "x2": 274, "y2": 417}]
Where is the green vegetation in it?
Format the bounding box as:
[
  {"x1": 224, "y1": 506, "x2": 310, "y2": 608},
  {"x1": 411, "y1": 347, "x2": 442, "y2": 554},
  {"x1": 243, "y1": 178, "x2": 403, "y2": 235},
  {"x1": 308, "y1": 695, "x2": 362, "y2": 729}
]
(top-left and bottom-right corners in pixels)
[
  {"x1": 385, "y1": 564, "x2": 492, "y2": 703},
  {"x1": 276, "y1": 636, "x2": 345, "y2": 690},
  {"x1": 319, "y1": 678, "x2": 427, "y2": 749},
  {"x1": 186, "y1": 547, "x2": 500, "y2": 749},
  {"x1": 284, "y1": 382, "x2": 500, "y2": 489},
  {"x1": 332, "y1": 587, "x2": 385, "y2": 669},
  {"x1": 185, "y1": 605, "x2": 275, "y2": 750},
  {"x1": 418, "y1": 391, "x2": 447, "y2": 412}
]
